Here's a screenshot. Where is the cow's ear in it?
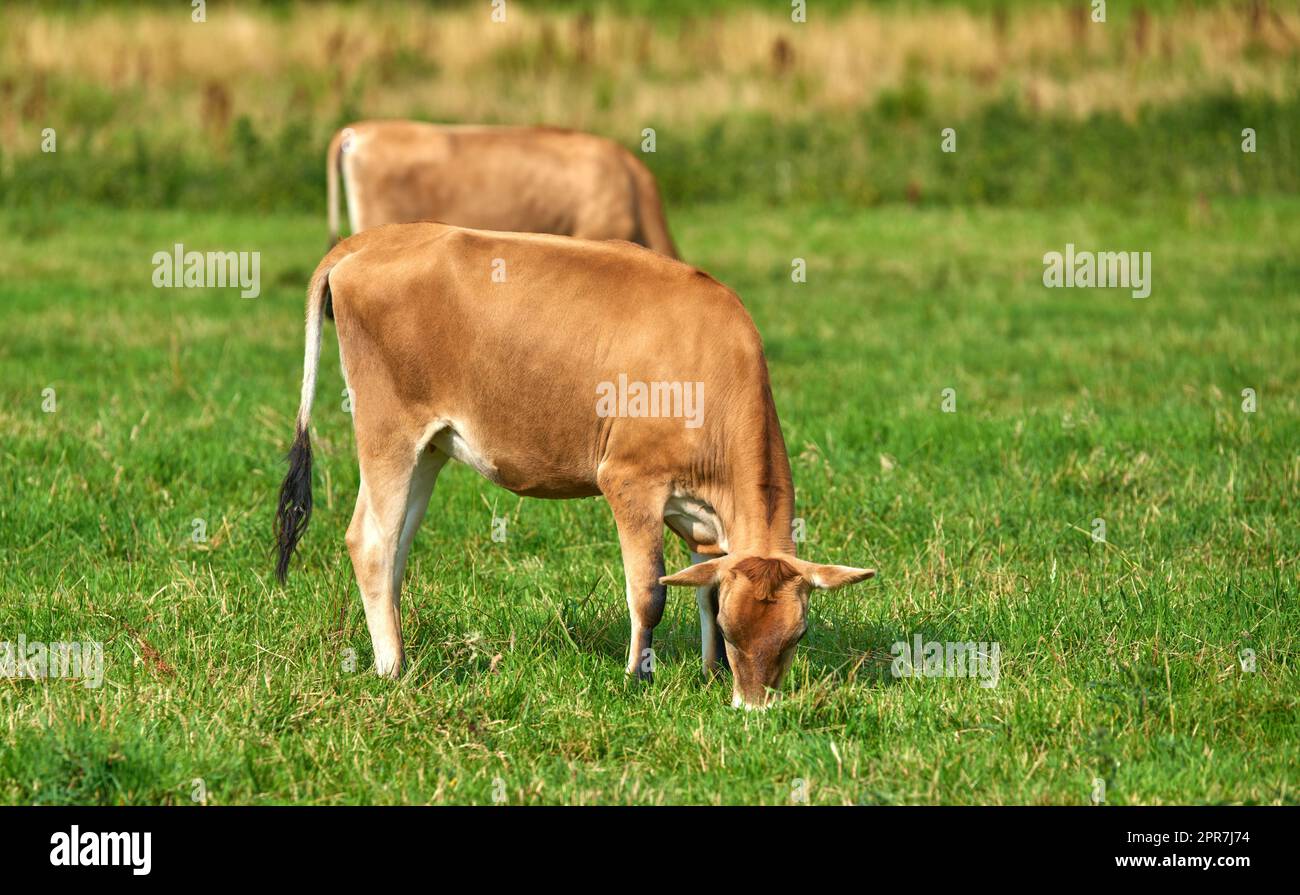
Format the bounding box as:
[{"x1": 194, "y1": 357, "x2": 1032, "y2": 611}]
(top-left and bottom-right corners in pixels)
[
  {"x1": 660, "y1": 559, "x2": 722, "y2": 587},
  {"x1": 797, "y1": 562, "x2": 875, "y2": 590}
]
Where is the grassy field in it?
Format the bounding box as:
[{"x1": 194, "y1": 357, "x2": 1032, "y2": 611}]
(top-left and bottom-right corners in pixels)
[{"x1": 1, "y1": 196, "x2": 1297, "y2": 804}]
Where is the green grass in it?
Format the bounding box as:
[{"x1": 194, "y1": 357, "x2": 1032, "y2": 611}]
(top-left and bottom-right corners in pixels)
[
  {"x1": 7, "y1": 94, "x2": 1298, "y2": 213},
  {"x1": 1, "y1": 197, "x2": 1297, "y2": 804}
]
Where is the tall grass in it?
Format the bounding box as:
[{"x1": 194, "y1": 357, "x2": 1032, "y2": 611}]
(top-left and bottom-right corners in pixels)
[{"x1": 1, "y1": 1, "x2": 1298, "y2": 211}]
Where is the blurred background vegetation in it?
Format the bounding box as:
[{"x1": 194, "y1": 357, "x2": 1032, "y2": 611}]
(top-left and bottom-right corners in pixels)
[{"x1": 1, "y1": 0, "x2": 1297, "y2": 213}]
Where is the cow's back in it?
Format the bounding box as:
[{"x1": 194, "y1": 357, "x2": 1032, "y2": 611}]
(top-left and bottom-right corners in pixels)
[{"x1": 342, "y1": 122, "x2": 638, "y2": 241}]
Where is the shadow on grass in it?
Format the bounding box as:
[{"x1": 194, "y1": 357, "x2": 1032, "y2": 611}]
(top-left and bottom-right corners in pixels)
[{"x1": 381, "y1": 578, "x2": 1007, "y2": 698}]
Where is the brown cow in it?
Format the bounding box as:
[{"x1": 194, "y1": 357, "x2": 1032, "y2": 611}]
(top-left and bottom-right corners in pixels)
[
  {"x1": 275, "y1": 223, "x2": 873, "y2": 708},
  {"x1": 327, "y1": 121, "x2": 678, "y2": 257}
]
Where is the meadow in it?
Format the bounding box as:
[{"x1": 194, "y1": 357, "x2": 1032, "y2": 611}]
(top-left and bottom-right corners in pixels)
[
  {"x1": 0, "y1": 0, "x2": 1298, "y2": 804},
  {"x1": 2, "y1": 195, "x2": 1297, "y2": 804}
]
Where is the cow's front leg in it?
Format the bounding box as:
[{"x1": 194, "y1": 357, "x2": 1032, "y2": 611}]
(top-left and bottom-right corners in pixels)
[
  {"x1": 692, "y1": 551, "x2": 728, "y2": 677},
  {"x1": 619, "y1": 523, "x2": 666, "y2": 681},
  {"x1": 599, "y1": 472, "x2": 668, "y2": 681}
]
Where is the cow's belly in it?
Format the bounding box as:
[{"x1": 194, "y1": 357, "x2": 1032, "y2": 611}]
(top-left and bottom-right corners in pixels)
[{"x1": 429, "y1": 423, "x2": 599, "y2": 499}]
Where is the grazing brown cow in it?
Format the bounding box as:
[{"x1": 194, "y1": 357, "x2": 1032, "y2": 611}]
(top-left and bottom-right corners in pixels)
[
  {"x1": 327, "y1": 121, "x2": 678, "y2": 257},
  {"x1": 275, "y1": 223, "x2": 873, "y2": 708}
]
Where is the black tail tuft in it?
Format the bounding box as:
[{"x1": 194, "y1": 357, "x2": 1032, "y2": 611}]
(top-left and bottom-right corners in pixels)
[{"x1": 274, "y1": 426, "x2": 314, "y2": 583}]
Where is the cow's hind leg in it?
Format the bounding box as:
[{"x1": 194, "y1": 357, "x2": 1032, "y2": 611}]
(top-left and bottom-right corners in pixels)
[{"x1": 347, "y1": 446, "x2": 443, "y2": 678}]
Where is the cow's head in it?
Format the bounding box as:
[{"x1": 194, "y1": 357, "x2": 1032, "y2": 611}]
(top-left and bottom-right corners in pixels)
[{"x1": 661, "y1": 554, "x2": 874, "y2": 708}]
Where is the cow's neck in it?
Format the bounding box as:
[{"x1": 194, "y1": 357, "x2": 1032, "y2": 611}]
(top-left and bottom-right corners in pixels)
[{"x1": 694, "y1": 384, "x2": 796, "y2": 557}]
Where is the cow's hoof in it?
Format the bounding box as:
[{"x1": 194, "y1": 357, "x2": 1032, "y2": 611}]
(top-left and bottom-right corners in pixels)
[{"x1": 373, "y1": 654, "x2": 403, "y2": 679}]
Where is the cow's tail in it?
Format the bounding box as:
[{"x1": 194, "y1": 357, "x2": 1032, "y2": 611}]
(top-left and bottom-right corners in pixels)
[
  {"x1": 275, "y1": 258, "x2": 334, "y2": 583},
  {"x1": 327, "y1": 128, "x2": 345, "y2": 250},
  {"x1": 324, "y1": 129, "x2": 347, "y2": 319},
  {"x1": 628, "y1": 154, "x2": 679, "y2": 260}
]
